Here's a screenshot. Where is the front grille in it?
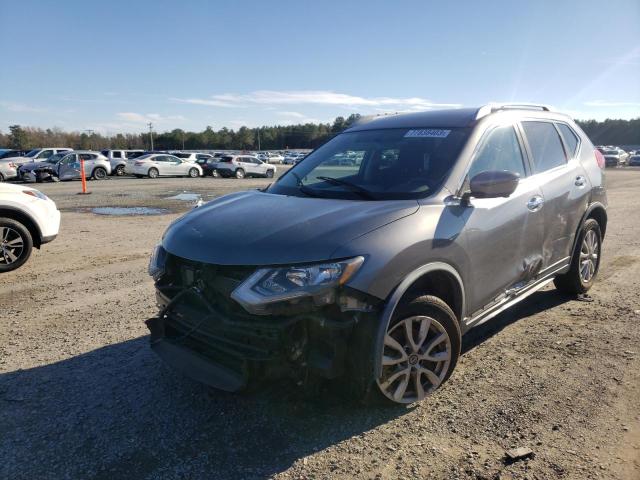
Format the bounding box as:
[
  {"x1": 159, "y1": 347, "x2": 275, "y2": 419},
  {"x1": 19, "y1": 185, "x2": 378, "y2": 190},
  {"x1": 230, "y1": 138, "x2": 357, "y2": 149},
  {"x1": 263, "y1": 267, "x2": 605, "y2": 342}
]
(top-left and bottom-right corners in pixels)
[{"x1": 156, "y1": 254, "x2": 301, "y2": 365}]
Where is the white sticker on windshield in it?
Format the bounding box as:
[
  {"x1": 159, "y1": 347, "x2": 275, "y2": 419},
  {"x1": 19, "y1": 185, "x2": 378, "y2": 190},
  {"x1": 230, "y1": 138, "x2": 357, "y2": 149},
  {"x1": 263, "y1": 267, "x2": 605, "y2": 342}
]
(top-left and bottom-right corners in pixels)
[{"x1": 404, "y1": 129, "x2": 451, "y2": 138}]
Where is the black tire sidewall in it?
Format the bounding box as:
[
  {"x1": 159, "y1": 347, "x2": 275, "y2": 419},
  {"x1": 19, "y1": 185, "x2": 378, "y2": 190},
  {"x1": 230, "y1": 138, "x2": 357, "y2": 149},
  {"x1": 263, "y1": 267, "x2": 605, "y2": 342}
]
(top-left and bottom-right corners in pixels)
[
  {"x1": 93, "y1": 168, "x2": 106, "y2": 180},
  {"x1": 575, "y1": 219, "x2": 602, "y2": 289},
  {"x1": 0, "y1": 218, "x2": 34, "y2": 273}
]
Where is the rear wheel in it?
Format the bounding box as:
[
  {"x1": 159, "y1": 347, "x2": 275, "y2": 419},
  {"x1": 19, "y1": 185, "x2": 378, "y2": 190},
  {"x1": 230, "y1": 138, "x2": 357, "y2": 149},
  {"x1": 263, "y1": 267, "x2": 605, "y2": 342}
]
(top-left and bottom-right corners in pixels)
[
  {"x1": 554, "y1": 218, "x2": 602, "y2": 294},
  {"x1": 188, "y1": 167, "x2": 199, "y2": 178},
  {"x1": 148, "y1": 168, "x2": 159, "y2": 179},
  {"x1": 235, "y1": 168, "x2": 245, "y2": 179},
  {"x1": 0, "y1": 218, "x2": 33, "y2": 273},
  {"x1": 266, "y1": 169, "x2": 274, "y2": 178},
  {"x1": 92, "y1": 167, "x2": 107, "y2": 180},
  {"x1": 115, "y1": 165, "x2": 125, "y2": 176}
]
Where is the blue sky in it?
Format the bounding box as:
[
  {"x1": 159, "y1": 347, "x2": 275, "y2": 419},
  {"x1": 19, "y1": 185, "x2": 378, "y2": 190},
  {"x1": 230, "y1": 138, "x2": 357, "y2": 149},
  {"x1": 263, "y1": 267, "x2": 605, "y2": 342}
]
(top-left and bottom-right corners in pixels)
[{"x1": 0, "y1": 0, "x2": 638, "y2": 134}]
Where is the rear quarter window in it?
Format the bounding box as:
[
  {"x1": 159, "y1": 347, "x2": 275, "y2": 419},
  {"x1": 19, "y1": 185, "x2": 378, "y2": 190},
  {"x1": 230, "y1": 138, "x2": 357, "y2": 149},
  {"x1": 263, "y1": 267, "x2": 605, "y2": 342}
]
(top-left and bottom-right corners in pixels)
[
  {"x1": 521, "y1": 121, "x2": 567, "y2": 173},
  {"x1": 556, "y1": 123, "x2": 580, "y2": 158}
]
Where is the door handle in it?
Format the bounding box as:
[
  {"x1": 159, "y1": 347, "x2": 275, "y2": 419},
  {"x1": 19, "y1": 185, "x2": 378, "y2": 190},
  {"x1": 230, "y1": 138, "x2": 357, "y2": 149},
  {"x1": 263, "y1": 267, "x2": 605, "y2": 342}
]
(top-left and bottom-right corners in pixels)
[
  {"x1": 527, "y1": 195, "x2": 544, "y2": 212},
  {"x1": 575, "y1": 175, "x2": 586, "y2": 187}
]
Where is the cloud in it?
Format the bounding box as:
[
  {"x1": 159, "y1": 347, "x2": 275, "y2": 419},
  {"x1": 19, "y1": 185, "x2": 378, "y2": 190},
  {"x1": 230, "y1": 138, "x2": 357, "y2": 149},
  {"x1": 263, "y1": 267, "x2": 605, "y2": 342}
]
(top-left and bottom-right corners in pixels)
[
  {"x1": 0, "y1": 101, "x2": 46, "y2": 113},
  {"x1": 172, "y1": 90, "x2": 462, "y2": 110},
  {"x1": 116, "y1": 112, "x2": 186, "y2": 124},
  {"x1": 583, "y1": 100, "x2": 640, "y2": 108}
]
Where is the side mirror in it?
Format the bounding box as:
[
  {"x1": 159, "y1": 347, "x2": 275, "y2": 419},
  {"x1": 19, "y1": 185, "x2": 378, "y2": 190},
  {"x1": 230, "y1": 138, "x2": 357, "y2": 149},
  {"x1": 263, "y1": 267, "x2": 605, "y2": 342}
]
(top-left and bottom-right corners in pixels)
[{"x1": 468, "y1": 170, "x2": 519, "y2": 199}]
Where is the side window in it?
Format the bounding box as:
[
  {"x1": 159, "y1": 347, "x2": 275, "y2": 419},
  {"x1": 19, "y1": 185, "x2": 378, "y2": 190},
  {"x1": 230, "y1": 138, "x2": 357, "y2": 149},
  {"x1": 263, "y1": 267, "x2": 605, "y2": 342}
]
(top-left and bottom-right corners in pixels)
[
  {"x1": 79, "y1": 154, "x2": 94, "y2": 161},
  {"x1": 522, "y1": 121, "x2": 567, "y2": 173},
  {"x1": 468, "y1": 125, "x2": 526, "y2": 179},
  {"x1": 556, "y1": 123, "x2": 579, "y2": 158},
  {"x1": 153, "y1": 156, "x2": 165, "y2": 162},
  {"x1": 61, "y1": 154, "x2": 76, "y2": 165},
  {"x1": 37, "y1": 150, "x2": 54, "y2": 159},
  {"x1": 112, "y1": 151, "x2": 122, "y2": 159}
]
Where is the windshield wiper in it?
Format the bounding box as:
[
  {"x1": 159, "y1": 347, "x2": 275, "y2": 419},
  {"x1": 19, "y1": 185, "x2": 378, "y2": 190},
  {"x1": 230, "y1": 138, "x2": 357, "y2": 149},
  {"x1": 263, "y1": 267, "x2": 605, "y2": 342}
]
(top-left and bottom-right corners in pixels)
[
  {"x1": 288, "y1": 171, "x2": 319, "y2": 197},
  {"x1": 316, "y1": 176, "x2": 376, "y2": 200}
]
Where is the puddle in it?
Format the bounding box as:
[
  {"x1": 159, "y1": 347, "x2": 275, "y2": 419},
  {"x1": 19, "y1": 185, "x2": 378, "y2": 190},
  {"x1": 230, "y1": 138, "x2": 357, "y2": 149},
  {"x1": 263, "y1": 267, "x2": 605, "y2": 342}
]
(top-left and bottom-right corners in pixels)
[
  {"x1": 166, "y1": 192, "x2": 201, "y2": 202},
  {"x1": 91, "y1": 207, "x2": 170, "y2": 216}
]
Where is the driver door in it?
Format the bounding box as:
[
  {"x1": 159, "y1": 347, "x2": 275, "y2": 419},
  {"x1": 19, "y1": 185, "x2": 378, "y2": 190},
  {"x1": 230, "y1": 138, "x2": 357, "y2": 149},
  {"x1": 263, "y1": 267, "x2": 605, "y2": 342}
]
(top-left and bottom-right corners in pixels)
[
  {"x1": 461, "y1": 124, "x2": 544, "y2": 315},
  {"x1": 57, "y1": 153, "x2": 79, "y2": 180}
]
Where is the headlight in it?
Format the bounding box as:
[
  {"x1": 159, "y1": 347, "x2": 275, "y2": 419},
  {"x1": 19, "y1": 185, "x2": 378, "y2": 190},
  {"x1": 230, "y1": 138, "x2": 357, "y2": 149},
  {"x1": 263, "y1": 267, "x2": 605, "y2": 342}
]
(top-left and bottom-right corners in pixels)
[
  {"x1": 231, "y1": 256, "x2": 364, "y2": 315},
  {"x1": 148, "y1": 243, "x2": 168, "y2": 280},
  {"x1": 22, "y1": 189, "x2": 48, "y2": 200}
]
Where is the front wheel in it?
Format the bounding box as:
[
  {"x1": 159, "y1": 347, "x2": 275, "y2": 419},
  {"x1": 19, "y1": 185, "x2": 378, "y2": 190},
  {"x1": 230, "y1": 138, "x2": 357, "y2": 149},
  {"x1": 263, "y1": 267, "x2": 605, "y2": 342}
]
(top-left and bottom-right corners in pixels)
[
  {"x1": 235, "y1": 168, "x2": 245, "y2": 179},
  {"x1": 115, "y1": 165, "x2": 125, "y2": 176},
  {"x1": 554, "y1": 218, "x2": 602, "y2": 294},
  {"x1": 348, "y1": 295, "x2": 461, "y2": 405},
  {"x1": 148, "y1": 168, "x2": 159, "y2": 179},
  {"x1": 0, "y1": 218, "x2": 33, "y2": 273},
  {"x1": 92, "y1": 167, "x2": 107, "y2": 180},
  {"x1": 188, "y1": 167, "x2": 199, "y2": 178},
  {"x1": 266, "y1": 169, "x2": 274, "y2": 178}
]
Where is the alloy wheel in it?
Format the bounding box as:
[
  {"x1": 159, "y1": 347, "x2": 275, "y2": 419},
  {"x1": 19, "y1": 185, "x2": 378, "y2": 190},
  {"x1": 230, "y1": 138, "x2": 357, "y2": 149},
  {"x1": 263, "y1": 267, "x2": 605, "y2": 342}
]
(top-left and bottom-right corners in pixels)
[
  {"x1": 580, "y1": 229, "x2": 599, "y2": 283},
  {"x1": 377, "y1": 315, "x2": 452, "y2": 403},
  {"x1": 0, "y1": 226, "x2": 25, "y2": 266}
]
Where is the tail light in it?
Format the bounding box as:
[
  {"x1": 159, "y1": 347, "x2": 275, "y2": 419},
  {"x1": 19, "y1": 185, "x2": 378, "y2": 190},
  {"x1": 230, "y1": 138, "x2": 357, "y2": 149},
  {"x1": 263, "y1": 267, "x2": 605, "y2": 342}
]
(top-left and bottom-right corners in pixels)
[{"x1": 594, "y1": 149, "x2": 605, "y2": 169}]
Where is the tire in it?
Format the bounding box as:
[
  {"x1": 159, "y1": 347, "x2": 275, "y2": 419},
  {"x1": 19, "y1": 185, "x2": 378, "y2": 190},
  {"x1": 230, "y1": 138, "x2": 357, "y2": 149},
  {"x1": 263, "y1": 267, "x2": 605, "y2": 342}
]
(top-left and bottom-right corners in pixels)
[
  {"x1": 0, "y1": 217, "x2": 34, "y2": 273},
  {"x1": 211, "y1": 169, "x2": 220, "y2": 178},
  {"x1": 235, "y1": 168, "x2": 245, "y2": 179},
  {"x1": 266, "y1": 169, "x2": 274, "y2": 178},
  {"x1": 115, "y1": 165, "x2": 125, "y2": 176},
  {"x1": 92, "y1": 167, "x2": 107, "y2": 180},
  {"x1": 0, "y1": 173, "x2": 4, "y2": 182},
  {"x1": 148, "y1": 168, "x2": 159, "y2": 179},
  {"x1": 188, "y1": 167, "x2": 199, "y2": 178},
  {"x1": 348, "y1": 295, "x2": 461, "y2": 405},
  {"x1": 554, "y1": 218, "x2": 602, "y2": 294}
]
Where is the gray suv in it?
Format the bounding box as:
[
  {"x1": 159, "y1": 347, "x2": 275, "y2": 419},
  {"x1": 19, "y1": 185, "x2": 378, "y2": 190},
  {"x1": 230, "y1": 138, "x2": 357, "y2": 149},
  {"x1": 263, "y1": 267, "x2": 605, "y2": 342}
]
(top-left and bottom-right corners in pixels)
[{"x1": 146, "y1": 104, "x2": 607, "y2": 405}]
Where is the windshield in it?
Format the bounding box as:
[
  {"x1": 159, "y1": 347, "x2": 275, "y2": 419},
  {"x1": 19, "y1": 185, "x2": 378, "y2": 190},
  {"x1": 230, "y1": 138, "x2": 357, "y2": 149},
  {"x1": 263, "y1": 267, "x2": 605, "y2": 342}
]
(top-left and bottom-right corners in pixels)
[
  {"x1": 44, "y1": 153, "x2": 65, "y2": 164},
  {"x1": 268, "y1": 127, "x2": 470, "y2": 200},
  {"x1": 25, "y1": 149, "x2": 40, "y2": 157}
]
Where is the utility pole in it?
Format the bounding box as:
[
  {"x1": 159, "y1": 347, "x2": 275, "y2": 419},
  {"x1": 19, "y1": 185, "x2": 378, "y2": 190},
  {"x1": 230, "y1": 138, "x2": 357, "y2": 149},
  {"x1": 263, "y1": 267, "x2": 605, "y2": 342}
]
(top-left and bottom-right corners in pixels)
[{"x1": 147, "y1": 122, "x2": 154, "y2": 150}]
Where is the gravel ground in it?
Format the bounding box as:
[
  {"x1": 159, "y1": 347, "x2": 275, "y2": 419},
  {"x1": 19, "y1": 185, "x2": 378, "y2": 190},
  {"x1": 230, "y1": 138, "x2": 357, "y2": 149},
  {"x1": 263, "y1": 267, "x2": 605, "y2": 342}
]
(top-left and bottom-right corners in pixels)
[{"x1": 1, "y1": 169, "x2": 639, "y2": 480}]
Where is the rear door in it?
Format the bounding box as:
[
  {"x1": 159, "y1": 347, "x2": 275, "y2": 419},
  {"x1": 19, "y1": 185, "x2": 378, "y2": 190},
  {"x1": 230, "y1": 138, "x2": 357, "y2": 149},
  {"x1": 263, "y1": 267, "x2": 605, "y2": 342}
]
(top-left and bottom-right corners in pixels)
[
  {"x1": 519, "y1": 120, "x2": 589, "y2": 272},
  {"x1": 462, "y1": 123, "x2": 544, "y2": 314}
]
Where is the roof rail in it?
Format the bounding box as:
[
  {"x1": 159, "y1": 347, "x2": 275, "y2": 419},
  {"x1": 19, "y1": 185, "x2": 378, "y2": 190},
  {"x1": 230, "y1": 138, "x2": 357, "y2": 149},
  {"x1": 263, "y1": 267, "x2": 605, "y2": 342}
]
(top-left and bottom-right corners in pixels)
[{"x1": 475, "y1": 103, "x2": 554, "y2": 120}]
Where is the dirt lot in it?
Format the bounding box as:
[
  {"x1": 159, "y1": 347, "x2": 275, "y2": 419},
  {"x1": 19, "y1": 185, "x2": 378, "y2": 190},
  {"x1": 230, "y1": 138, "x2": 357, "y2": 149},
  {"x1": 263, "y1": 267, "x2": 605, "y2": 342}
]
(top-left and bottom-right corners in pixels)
[{"x1": 1, "y1": 169, "x2": 639, "y2": 480}]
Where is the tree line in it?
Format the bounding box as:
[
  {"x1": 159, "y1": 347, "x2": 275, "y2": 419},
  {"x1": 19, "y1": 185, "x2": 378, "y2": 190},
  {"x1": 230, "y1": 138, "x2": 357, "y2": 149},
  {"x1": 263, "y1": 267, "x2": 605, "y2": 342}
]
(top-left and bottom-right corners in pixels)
[{"x1": 1, "y1": 114, "x2": 638, "y2": 151}]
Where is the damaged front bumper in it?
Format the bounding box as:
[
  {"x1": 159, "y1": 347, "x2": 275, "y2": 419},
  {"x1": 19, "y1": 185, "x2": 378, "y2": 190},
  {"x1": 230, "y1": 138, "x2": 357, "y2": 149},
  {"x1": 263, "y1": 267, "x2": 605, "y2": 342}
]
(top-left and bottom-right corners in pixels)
[{"x1": 146, "y1": 277, "x2": 380, "y2": 391}]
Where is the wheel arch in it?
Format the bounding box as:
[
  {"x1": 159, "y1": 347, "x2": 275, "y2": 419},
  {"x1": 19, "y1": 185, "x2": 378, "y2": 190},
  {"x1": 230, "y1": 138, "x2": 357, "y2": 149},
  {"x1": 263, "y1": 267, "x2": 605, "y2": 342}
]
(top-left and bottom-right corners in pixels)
[
  {"x1": 0, "y1": 207, "x2": 42, "y2": 248},
  {"x1": 373, "y1": 262, "x2": 466, "y2": 377}
]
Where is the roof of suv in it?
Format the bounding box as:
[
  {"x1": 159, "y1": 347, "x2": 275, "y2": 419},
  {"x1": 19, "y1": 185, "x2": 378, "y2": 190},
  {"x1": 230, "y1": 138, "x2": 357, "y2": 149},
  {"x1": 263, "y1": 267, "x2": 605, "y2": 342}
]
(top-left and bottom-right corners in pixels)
[{"x1": 345, "y1": 104, "x2": 570, "y2": 132}]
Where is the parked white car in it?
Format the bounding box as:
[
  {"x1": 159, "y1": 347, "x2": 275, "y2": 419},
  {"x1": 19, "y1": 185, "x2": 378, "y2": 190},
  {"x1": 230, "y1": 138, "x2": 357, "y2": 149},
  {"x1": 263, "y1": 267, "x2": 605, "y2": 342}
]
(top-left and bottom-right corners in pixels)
[
  {"x1": 100, "y1": 150, "x2": 145, "y2": 176},
  {"x1": 169, "y1": 152, "x2": 214, "y2": 163},
  {"x1": 0, "y1": 148, "x2": 72, "y2": 168},
  {"x1": 0, "y1": 161, "x2": 18, "y2": 182},
  {"x1": 0, "y1": 182, "x2": 60, "y2": 272},
  {"x1": 125, "y1": 154, "x2": 202, "y2": 178},
  {"x1": 212, "y1": 155, "x2": 276, "y2": 179}
]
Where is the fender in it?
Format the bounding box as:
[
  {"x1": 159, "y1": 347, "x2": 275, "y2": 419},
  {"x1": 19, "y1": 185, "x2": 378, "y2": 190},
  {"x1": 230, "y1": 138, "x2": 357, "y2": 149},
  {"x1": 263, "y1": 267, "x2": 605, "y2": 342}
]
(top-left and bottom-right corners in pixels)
[
  {"x1": 373, "y1": 261, "x2": 466, "y2": 377},
  {"x1": 0, "y1": 206, "x2": 44, "y2": 246}
]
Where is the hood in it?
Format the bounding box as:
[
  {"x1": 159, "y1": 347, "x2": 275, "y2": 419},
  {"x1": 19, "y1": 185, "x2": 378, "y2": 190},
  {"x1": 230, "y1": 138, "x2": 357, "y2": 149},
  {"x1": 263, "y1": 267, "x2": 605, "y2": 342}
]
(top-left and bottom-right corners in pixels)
[
  {"x1": 19, "y1": 161, "x2": 52, "y2": 172},
  {"x1": 162, "y1": 190, "x2": 419, "y2": 265}
]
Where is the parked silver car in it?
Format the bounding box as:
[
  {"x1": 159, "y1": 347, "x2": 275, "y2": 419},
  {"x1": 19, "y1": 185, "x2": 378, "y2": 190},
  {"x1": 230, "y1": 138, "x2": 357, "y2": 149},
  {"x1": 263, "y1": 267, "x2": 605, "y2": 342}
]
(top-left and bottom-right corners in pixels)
[
  {"x1": 146, "y1": 104, "x2": 607, "y2": 405},
  {"x1": 212, "y1": 155, "x2": 276, "y2": 179},
  {"x1": 18, "y1": 151, "x2": 111, "y2": 181},
  {"x1": 125, "y1": 154, "x2": 202, "y2": 178}
]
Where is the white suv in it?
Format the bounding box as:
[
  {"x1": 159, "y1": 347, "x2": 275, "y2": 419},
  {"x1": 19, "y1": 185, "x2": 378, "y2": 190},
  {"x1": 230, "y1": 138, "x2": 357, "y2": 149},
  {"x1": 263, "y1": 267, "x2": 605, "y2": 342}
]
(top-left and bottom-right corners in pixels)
[{"x1": 0, "y1": 183, "x2": 60, "y2": 272}]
